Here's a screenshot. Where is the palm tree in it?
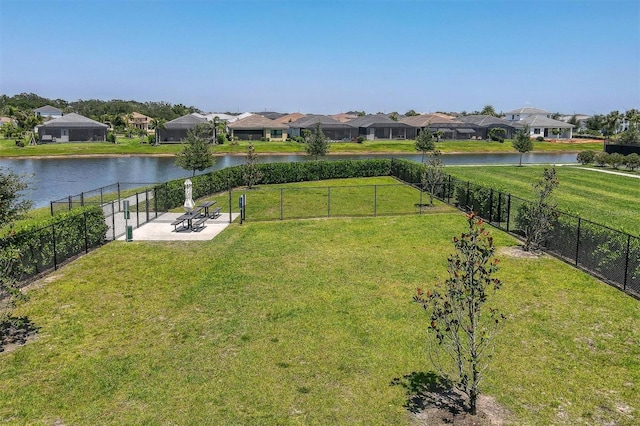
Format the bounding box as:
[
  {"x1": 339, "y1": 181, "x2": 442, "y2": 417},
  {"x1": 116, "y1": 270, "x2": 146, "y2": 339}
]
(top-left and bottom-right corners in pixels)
[
  {"x1": 604, "y1": 110, "x2": 622, "y2": 137},
  {"x1": 151, "y1": 118, "x2": 166, "y2": 146}
]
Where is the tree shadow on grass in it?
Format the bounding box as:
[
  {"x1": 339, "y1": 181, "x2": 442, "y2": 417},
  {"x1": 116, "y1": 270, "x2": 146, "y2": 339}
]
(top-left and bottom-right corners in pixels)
[
  {"x1": 0, "y1": 316, "x2": 38, "y2": 352},
  {"x1": 390, "y1": 371, "x2": 467, "y2": 415}
]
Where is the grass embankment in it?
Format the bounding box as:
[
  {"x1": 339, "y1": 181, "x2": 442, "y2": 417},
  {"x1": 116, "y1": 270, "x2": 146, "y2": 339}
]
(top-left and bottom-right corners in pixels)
[
  {"x1": 1, "y1": 182, "x2": 639, "y2": 424},
  {"x1": 0, "y1": 136, "x2": 603, "y2": 157},
  {"x1": 447, "y1": 165, "x2": 640, "y2": 236}
]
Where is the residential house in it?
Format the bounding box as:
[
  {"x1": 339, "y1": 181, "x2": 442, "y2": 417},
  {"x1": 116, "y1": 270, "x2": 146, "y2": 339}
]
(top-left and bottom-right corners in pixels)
[
  {"x1": 558, "y1": 114, "x2": 590, "y2": 132},
  {"x1": 0, "y1": 116, "x2": 16, "y2": 127},
  {"x1": 228, "y1": 115, "x2": 288, "y2": 141},
  {"x1": 129, "y1": 112, "x2": 152, "y2": 132},
  {"x1": 505, "y1": 107, "x2": 574, "y2": 139},
  {"x1": 38, "y1": 113, "x2": 108, "y2": 143},
  {"x1": 456, "y1": 115, "x2": 522, "y2": 139},
  {"x1": 346, "y1": 114, "x2": 412, "y2": 140},
  {"x1": 400, "y1": 114, "x2": 479, "y2": 140},
  {"x1": 288, "y1": 114, "x2": 355, "y2": 140},
  {"x1": 34, "y1": 105, "x2": 63, "y2": 119},
  {"x1": 331, "y1": 113, "x2": 359, "y2": 123},
  {"x1": 157, "y1": 114, "x2": 209, "y2": 143}
]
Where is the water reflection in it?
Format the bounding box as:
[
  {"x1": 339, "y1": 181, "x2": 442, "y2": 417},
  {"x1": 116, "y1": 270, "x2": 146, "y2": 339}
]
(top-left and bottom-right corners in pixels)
[{"x1": 0, "y1": 152, "x2": 577, "y2": 208}]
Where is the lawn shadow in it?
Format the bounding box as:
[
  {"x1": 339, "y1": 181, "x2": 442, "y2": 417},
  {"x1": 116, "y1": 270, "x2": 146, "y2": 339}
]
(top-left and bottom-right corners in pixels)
[
  {"x1": 390, "y1": 371, "x2": 467, "y2": 415},
  {"x1": 0, "y1": 316, "x2": 38, "y2": 352}
]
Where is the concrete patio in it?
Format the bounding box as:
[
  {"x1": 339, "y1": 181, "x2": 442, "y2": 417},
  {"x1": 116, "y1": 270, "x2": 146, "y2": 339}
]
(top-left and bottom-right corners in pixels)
[{"x1": 118, "y1": 212, "x2": 240, "y2": 241}]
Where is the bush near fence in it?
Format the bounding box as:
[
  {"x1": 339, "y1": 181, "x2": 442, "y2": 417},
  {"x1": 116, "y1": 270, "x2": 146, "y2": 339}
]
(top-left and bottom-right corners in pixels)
[{"x1": 1, "y1": 206, "x2": 108, "y2": 283}]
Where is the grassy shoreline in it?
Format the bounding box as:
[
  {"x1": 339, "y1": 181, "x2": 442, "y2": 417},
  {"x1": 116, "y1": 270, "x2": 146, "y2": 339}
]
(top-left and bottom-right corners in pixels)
[{"x1": 0, "y1": 137, "x2": 603, "y2": 159}]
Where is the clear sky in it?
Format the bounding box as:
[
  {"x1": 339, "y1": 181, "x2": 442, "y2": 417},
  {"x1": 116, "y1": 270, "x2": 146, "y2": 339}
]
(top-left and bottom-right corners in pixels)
[{"x1": 1, "y1": 0, "x2": 638, "y2": 115}]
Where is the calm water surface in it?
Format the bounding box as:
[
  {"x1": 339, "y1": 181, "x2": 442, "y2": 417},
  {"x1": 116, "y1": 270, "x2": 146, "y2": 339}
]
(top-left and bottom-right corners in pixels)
[{"x1": 0, "y1": 152, "x2": 578, "y2": 208}]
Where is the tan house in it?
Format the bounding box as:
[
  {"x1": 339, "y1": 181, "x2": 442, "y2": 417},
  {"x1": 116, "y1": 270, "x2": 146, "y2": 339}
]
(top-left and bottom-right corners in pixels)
[
  {"x1": 274, "y1": 112, "x2": 305, "y2": 124},
  {"x1": 228, "y1": 115, "x2": 288, "y2": 141},
  {"x1": 129, "y1": 112, "x2": 152, "y2": 132}
]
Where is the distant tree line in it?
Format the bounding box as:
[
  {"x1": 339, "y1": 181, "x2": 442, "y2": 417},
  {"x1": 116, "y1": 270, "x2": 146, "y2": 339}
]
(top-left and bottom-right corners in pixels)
[{"x1": 0, "y1": 92, "x2": 201, "y2": 122}]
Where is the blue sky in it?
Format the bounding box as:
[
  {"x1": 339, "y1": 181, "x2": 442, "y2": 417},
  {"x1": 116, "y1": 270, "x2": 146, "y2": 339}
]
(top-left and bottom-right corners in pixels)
[{"x1": 1, "y1": 0, "x2": 638, "y2": 115}]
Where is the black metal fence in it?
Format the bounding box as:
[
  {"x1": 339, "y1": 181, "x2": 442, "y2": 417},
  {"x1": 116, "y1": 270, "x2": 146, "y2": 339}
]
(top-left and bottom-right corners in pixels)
[
  {"x1": 50, "y1": 182, "x2": 158, "y2": 216},
  {"x1": 392, "y1": 168, "x2": 640, "y2": 299}
]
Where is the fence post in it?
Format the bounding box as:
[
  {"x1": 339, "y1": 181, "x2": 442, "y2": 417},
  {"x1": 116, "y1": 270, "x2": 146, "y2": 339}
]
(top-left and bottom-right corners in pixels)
[
  {"x1": 497, "y1": 192, "x2": 502, "y2": 227},
  {"x1": 165, "y1": 182, "x2": 169, "y2": 213},
  {"x1": 327, "y1": 187, "x2": 331, "y2": 217},
  {"x1": 575, "y1": 217, "x2": 581, "y2": 266},
  {"x1": 50, "y1": 201, "x2": 54, "y2": 217},
  {"x1": 506, "y1": 194, "x2": 511, "y2": 232},
  {"x1": 280, "y1": 188, "x2": 284, "y2": 220},
  {"x1": 81, "y1": 192, "x2": 85, "y2": 207},
  {"x1": 100, "y1": 187, "x2": 104, "y2": 205},
  {"x1": 68, "y1": 195, "x2": 72, "y2": 212},
  {"x1": 466, "y1": 181, "x2": 470, "y2": 208},
  {"x1": 623, "y1": 234, "x2": 631, "y2": 290},
  {"x1": 419, "y1": 185, "x2": 423, "y2": 215},
  {"x1": 117, "y1": 182, "x2": 121, "y2": 212},
  {"x1": 489, "y1": 188, "x2": 494, "y2": 223},
  {"x1": 228, "y1": 186, "x2": 232, "y2": 224},
  {"x1": 52, "y1": 223, "x2": 58, "y2": 271},
  {"x1": 136, "y1": 193, "x2": 140, "y2": 227},
  {"x1": 447, "y1": 175, "x2": 452, "y2": 204},
  {"x1": 374, "y1": 185, "x2": 377, "y2": 217},
  {"x1": 84, "y1": 210, "x2": 89, "y2": 254},
  {"x1": 111, "y1": 201, "x2": 116, "y2": 240}
]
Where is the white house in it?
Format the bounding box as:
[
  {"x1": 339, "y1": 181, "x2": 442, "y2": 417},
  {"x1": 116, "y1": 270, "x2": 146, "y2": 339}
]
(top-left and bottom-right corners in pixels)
[
  {"x1": 34, "y1": 105, "x2": 63, "y2": 118},
  {"x1": 505, "y1": 107, "x2": 574, "y2": 139}
]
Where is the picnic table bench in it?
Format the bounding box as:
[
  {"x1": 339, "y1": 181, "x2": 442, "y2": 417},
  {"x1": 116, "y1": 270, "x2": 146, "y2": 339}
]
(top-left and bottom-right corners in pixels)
[
  {"x1": 196, "y1": 201, "x2": 217, "y2": 218},
  {"x1": 210, "y1": 207, "x2": 222, "y2": 219},
  {"x1": 171, "y1": 206, "x2": 204, "y2": 231}
]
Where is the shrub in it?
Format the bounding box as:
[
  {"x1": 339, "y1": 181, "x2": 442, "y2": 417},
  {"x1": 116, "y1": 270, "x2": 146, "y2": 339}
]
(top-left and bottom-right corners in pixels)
[
  {"x1": 536, "y1": 136, "x2": 544, "y2": 141},
  {"x1": 594, "y1": 151, "x2": 609, "y2": 166},
  {"x1": 576, "y1": 150, "x2": 596, "y2": 165},
  {"x1": 260, "y1": 137, "x2": 266, "y2": 142},
  {"x1": 216, "y1": 134, "x2": 226, "y2": 145},
  {"x1": 618, "y1": 128, "x2": 640, "y2": 145},
  {"x1": 147, "y1": 134, "x2": 155, "y2": 144},
  {"x1": 488, "y1": 127, "x2": 506, "y2": 142},
  {"x1": 625, "y1": 153, "x2": 640, "y2": 171},
  {"x1": 356, "y1": 136, "x2": 365, "y2": 143},
  {"x1": 107, "y1": 132, "x2": 116, "y2": 143},
  {"x1": 608, "y1": 153, "x2": 625, "y2": 169}
]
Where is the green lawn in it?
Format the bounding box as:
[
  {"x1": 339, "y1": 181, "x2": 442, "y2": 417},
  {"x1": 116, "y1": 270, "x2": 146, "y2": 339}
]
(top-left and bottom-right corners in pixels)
[
  {"x1": 1, "y1": 199, "x2": 639, "y2": 424},
  {"x1": 0, "y1": 136, "x2": 603, "y2": 157},
  {"x1": 446, "y1": 165, "x2": 640, "y2": 236}
]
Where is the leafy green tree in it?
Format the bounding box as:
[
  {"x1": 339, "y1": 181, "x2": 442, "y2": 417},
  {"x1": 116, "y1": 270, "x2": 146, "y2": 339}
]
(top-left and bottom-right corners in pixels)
[
  {"x1": 517, "y1": 167, "x2": 559, "y2": 251},
  {"x1": 151, "y1": 118, "x2": 166, "y2": 146},
  {"x1": 305, "y1": 122, "x2": 329, "y2": 159},
  {"x1": 175, "y1": 124, "x2": 214, "y2": 176},
  {"x1": 480, "y1": 105, "x2": 498, "y2": 117},
  {"x1": 594, "y1": 151, "x2": 609, "y2": 166},
  {"x1": 488, "y1": 127, "x2": 506, "y2": 142},
  {"x1": 576, "y1": 150, "x2": 596, "y2": 165},
  {"x1": 414, "y1": 213, "x2": 504, "y2": 415},
  {"x1": 586, "y1": 114, "x2": 606, "y2": 134},
  {"x1": 404, "y1": 109, "x2": 419, "y2": 117},
  {"x1": 551, "y1": 128, "x2": 563, "y2": 140},
  {"x1": 243, "y1": 143, "x2": 263, "y2": 189},
  {"x1": 1, "y1": 122, "x2": 19, "y2": 139},
  {"x1": 625, "y1": 153, "x2": 640, "y2": 171},
  {"x1": 608, "y1": 152, "x2": 625, "y2": 169},
  {"x1": 567, "y1": 115, "x2": 580, "y2": 130},
  {"x1": 421, "y1": 150, "x2": 445, "y2": 206},
  {"x1": 618, "y1": 126, "x2": 640, "y2": 145},
  {"x1": 512, "y1": 127, "x2": 533, "y2": 166},
  {"x1": 388, "y1": 112, "x2": 400, "y2": 121},
  {"x1": 0, "y1": 168, "x2": 32, "y2": 324},
  {"x1": 415, "y1": 128, "x2": 435, "y2": 162},
  {"x1": 604, "y1": 110, "x2": 622, "y2": 136}
]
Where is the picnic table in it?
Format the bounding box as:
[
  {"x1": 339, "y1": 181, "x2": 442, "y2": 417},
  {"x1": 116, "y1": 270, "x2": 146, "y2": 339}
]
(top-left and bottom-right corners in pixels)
[
  {"x1": 197, "y1": 201, "x2": 217, "y2": 218},
  {"x1": 171, "y1": 206, "x2": 207, "y2": 232}
]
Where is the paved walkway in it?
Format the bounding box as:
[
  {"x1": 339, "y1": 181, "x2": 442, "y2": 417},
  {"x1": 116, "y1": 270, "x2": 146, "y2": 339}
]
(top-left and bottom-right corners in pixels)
[
  {"x1": 117, "y1": 212, "x2": 240, "y2": 241},
  {"x1": 576, "y1": 167, "x2": 640, "y2": 179}
]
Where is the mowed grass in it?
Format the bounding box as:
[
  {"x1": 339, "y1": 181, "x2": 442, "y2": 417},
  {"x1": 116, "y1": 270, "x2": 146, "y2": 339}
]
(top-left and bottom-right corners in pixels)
[
  {"x1": 1, "y1": 211, "x2": 639, "y2": 424},
  {"x1": 0, "y1": 136, "x2": 602, "y2": 157},
  {"x1": 226, "y1": 177, "x2": 455, "y2": 220},
  {"x1": 447, "y1": 165, "x2": 640, "y2": 236}
]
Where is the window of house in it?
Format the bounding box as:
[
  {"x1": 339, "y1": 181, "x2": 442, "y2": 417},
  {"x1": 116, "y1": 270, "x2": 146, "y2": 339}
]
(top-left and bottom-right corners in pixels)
[
  {"x1": 271, "y1": 130, "x2": 282, "y2": 138},
  {"x1": 533, "y1": 128, "x2": 541, "y2": 134}
]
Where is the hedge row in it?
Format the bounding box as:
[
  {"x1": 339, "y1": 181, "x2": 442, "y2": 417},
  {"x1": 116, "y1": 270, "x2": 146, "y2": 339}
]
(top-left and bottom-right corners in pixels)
[{"x1": 1, "y1": 206, "x2": 108, "y2": 282}]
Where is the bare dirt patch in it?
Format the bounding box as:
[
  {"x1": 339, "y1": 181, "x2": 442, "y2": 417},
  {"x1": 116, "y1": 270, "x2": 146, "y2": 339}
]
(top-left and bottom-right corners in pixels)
[
  {"x1": 498, "y1": 246, "x2": 545, "y2": 259},
  {"x1": 0, "y1": 317, "x2": 38, "y2": 353}
]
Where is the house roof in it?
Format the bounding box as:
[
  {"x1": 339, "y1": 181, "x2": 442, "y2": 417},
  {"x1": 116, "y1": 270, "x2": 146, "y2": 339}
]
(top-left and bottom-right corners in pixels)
[
  {"x1": 228, "y1": 112, "x2": 254, "y2": 123},
  {"x1": 228, "y1": 115, "x2": 289, "y2": 130},
  {"x1": 505, "y1": 107, "x2": 550, "y2": 115},
  {"x1": 131, "y1": 112, "x2": 151, "y2": 120},
  {"x1": 400, "y1": 114, "x2": 459, "y2": 127},
  {"x1": 289, "y1": 114, "x2": 353, "y2": 129},
  {"x1": 164, "y1": 114, "x2": 208, "y2": 129},
  {"x1": 34, "y1": 105, "x2": 63, "y2": 114},
  {"x1": 331, "y1": 113, "x2": 358, "y2": 123},
  {"x1": 520, "y1": 115, "x2": 575, "y2": 128},
  {"x1": 274, "y1": 113, "x2": 306, "y2": 124},
  {"x1": 457, "y1": 115, "x2": 523, "y2": 128},
  {"x1": 347, "y1": 114, "x2": 412, "y2": 128},
  {"x1": 40, "y1": 113, "x2": 108, "y2": 128},
  {"x1": 203, "y1": 113, "x2": 237, "y2": 122}
]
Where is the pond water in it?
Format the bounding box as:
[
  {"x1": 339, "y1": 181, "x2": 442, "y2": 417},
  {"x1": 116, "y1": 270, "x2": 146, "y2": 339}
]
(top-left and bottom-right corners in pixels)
[{"x1": 0, "y1": 152, "x2": 578, "y2": 208}]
